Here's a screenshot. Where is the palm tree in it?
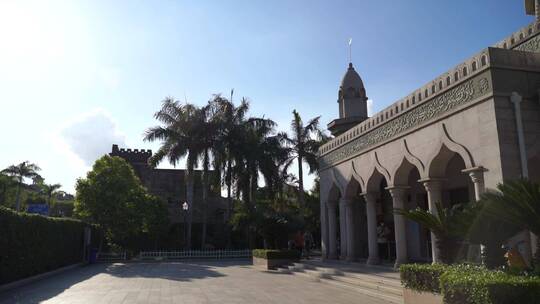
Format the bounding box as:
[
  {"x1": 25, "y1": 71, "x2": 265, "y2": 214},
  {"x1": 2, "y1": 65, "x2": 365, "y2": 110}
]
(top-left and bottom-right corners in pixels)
[
  {"x1": 481, "y1": 179, "x2": 540, "y2": 261},
  {"x1": 394, "y1": 202, "x2": 474, "y2": 264},
  {"x1": 144, "y1": 98, "x2": 206, "y2": 250},
  {"x1": 281, "y1": 110, "x2": 326, "y2": 206},
  {"x1": 1, "y1": 161, "x2": 41, "y2": 211},
  {"x1": 41, "y1": 183, "x2": 62, "y2": 213},
  {"x1": 209, "y1": 93, "x2": 250, "y2": 246},
  {"x1": 0, "y1": 173, "x2": 15, "y2": 205}
]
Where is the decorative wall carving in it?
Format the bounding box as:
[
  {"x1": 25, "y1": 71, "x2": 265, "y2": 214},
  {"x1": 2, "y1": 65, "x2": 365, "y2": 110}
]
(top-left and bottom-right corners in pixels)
[
  {"x1": 319, "y1": 74, "x2": 492, "y2": 169},
  {"x1": 514, "y1": 34, "x2": 540, "y2": 53}
]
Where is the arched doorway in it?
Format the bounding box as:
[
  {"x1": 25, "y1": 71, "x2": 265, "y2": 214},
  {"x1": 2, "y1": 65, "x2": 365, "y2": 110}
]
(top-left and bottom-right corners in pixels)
[{"x1": 343, "y1": 177, "x2": 368, "y2": 261}]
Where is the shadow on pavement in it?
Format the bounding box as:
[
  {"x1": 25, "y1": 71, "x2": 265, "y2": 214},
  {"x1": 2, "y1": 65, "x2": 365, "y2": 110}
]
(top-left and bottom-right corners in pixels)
[{"x1": 0, "y1": 259, "x2": 252, "y2": 304}]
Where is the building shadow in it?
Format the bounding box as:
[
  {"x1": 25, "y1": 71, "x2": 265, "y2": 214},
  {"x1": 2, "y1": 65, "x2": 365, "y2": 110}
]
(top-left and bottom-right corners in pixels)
[{"x1": 0, "y1": 259, "x2": 251, "y2": 304}]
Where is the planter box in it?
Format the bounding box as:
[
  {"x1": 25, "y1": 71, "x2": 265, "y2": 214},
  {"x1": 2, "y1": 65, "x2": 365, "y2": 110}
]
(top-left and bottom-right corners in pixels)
[
  {"x1": 403, "y1": 288, "x2": 443, "y2": 304},
  {"x1": 252, "y1": 256, "x2": 293, "y2": 270}
]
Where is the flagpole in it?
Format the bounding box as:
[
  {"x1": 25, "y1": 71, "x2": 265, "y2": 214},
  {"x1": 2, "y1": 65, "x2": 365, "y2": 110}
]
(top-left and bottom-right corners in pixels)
[{"x1": 348, "y1": 38, "x2": 352, "y2": 63}]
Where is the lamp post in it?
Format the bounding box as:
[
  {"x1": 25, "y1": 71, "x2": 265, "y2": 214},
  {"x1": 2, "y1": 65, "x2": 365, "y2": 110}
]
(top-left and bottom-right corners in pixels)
[{"x1": 182, "y1": 202, "x2": 189, "y2": 250}]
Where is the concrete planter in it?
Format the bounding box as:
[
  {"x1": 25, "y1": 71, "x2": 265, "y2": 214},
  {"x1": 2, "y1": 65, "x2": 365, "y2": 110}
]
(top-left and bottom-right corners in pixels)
[
  {"x1": 252, "y1": 256, "x2": 293, "y2": 270},
  {"x1": 403, "y1": 288, "x2": 443, "y2": 304}
]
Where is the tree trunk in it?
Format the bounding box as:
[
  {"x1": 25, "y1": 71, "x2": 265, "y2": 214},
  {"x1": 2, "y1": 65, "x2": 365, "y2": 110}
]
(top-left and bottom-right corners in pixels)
[
  {"x1": 226, "y1": 161, "x2": 233, "y2": 248},
  {"x1": 185, "y1": 169, "x2": 194, "y2": 250},
  {"x1": 201, "y1": 151, "x2": 209, "y2": 249},
  {"x1": 298, "y1": 154, "x2": 305, "y2": 206},
  {"x1": 15, "y1": 180, "x2": 22, "y2": 212}
]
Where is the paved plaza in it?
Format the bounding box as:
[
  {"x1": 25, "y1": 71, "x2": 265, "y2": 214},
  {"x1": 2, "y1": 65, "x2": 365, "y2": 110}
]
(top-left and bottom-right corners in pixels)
[{"x1": 0, "y1": 260, "x2": 390, "y2": 304}]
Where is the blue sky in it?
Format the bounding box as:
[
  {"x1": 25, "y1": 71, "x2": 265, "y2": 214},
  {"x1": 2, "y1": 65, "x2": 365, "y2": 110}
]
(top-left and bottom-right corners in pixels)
[{"x1": 0, "y1": 0, "x2": 533, "y2": 193}]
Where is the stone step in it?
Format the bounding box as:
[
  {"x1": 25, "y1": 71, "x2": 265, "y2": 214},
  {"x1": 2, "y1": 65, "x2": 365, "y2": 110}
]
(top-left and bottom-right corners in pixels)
[
  {"x1": 288, "y1": 262, "x2": 403, "y2": 304},
  {"x1": 329, "y1": 274, "x2": 403, "y2": 297},
  {"x1": 319, "y1": 276, "x2": 403, "y2": 304}
]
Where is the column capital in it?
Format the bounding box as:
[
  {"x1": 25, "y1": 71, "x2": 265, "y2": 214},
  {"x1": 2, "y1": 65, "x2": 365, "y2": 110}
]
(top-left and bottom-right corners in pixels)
[
  {"x1": 462, "y1": 166, "x2": 487, "y2": 184},
  {"x1": 339, "y1": 198, "x2": 355, "y2": 206},
  {"x1": 419, "y1": 178, "x2": 445, "y2": 192},
  {"x1": 360, "y1": 192, "x2": 378, "y2": 203},
  {"x1": 510, "y1": 91, "x2": 523, "y2": 104},
  {"x1": 385, "y1": 186, "x2": 410, "y2": 198}
]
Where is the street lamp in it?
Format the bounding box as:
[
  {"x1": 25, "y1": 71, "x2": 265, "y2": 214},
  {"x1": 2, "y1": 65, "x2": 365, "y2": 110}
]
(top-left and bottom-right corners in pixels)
[{"x1": 182, "y1": 202, "x2": 189, "y2": 250}]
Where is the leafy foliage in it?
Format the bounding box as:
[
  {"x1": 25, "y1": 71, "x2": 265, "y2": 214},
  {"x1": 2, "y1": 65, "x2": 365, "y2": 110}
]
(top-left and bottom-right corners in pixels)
[
  {"x1": 401, "y1": 263, "x2": 540, "y2": 304},
  {"x1": 0, "y1": 206, "x2": 99, "y2": 284},
  {"x1": 440, "y1": 264, "x2": 540, "y2": 304},
  {"x1": 252, "y1": 249, "x2": 300, "y2": 260},
  {"x1": 400, "y1": 263, "x2": 447, "y2": 293},
  {"x1": 74, "y1": 155, "x2": 168, "y2": 252},
  {"x1": 395, "y1": 202, "x2": 476, "y2": 264},
  {"x1": 1, "y1": 161, "x2": 41, "y2": 211}
]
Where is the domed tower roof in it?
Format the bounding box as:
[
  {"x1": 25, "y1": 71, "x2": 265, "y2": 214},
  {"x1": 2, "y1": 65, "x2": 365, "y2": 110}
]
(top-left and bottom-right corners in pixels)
[{"x1": 340, "y1": 62, "x2": 364, "y2": 91}]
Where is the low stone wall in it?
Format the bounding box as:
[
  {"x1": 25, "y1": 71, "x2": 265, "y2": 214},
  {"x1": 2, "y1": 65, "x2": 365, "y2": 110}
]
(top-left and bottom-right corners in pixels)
[
  {"x1": 252, "y1": 257, "x2": 291, "y2": 270},
  {"x1": 403, "y1": 288, "x2": 443, "y2": 304}
]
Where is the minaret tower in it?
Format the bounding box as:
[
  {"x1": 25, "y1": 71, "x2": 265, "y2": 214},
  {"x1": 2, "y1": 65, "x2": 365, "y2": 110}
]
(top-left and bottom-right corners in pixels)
[{"x1": 327, "y1": 62, "x2": 369, "y2": 136}]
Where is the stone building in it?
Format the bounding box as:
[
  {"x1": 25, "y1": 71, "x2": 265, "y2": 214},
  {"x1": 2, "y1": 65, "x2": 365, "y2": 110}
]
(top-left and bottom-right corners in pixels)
[
  {"x1": 318, "y1": 17, "x2": 540, "y2": 267},
  {"x1": 110, "y1": 145, "x2": 227, "y2": 246}
]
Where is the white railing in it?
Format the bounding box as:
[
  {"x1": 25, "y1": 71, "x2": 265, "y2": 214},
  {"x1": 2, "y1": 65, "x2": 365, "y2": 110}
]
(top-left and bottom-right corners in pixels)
[
  {"x1": 97, "y1": 251, "x2": 127, "y2": 261},
  {"x1": 139, "y1": 249, "x2": 251, "y2": 260}
]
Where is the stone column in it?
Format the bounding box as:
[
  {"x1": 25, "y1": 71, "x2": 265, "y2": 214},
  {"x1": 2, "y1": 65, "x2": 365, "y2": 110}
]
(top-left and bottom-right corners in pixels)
[
  {"x1": 327, "y1": 201, "x2": 338, "y2": 259},
  {"x1": 341, "y1": 198, "x2": 356, "y2": 261},
  {"x1": 463, "y1": 167, "x2": 487, "y2": 263},
  {"x1": 421, "y1": 179, "x2": 444, "y2": 264},
  {"x1": 362, "y1": 192, "x2": 380, "y2": 265},
  {"x1": 339, "y1": 200, "x2": 348, "y2": 259},
  {"x1": 320, "y1": 201, "x2": 328, "y2": 260},
  {"x1": 387, "y1": 186, "x2": 409, "y2": 268},
  {"x1": 462, "y1": 167, "x2": 486, "y2": 202}
]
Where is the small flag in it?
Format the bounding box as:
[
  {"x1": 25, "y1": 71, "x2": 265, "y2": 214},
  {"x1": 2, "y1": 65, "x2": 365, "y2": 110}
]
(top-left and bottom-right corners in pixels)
[{"x1": 348, "y1": 38, "x2": 352, "y2": 46}]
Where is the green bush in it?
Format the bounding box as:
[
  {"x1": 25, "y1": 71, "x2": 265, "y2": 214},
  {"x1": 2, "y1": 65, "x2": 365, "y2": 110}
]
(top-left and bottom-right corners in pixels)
[
  {"x1": 440, "y1": 264, "x2": 540, "y2": 304},
  {"x1": 400, "y1": 263, "x2": 447, "y2": 293},
  {"x1": 0, "y1": 207, "x2": 97, "y2": 285},
  {"x1": 400, "y1": 263, "x2": 540, "y2": 304},
  {"x1": 252, "y1": 249, "x2": 300, "y2": 260}
]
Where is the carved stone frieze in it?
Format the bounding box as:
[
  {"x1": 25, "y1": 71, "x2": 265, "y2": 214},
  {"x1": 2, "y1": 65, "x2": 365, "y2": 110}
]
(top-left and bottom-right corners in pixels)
[
  {"x1": 319, "y1": 74, "x2": 492, "y2": 169},
  {"x1": 514, "y1": 34, "x2": 540, "y2": 53}
]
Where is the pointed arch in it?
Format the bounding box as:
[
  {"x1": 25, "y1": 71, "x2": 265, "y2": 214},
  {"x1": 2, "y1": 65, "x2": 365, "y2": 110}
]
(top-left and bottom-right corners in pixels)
[
  {"x1": 373, "y1": 151, "x2": 391, "y2": 182},
  {"x1": 426, "y1": 124, "x2": 475, "y2": 178},
  {"x1": 403, "y1": 139, "x2": 425, "y2": 175}
]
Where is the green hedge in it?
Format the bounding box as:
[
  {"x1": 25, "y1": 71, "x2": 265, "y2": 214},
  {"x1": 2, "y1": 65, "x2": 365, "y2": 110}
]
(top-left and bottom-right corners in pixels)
[
  {"x1": 252, "y1": 249, "x2": 300, "y2": 260},
  {"x1": 0, "y1": 207, "x2": 97, "y2": 285},
  {"x1": 440, "y1": 264, "x2": 540, "y2": 304},
  {"x1": 400, "y1": 263, "x2": 540, "y2": 304},
  {"x1": 400, "y1": 263, "x2": 447, "y2": 293}
]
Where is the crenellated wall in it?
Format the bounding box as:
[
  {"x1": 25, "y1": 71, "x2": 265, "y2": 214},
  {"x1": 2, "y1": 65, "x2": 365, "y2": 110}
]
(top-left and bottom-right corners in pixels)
[{"x1": 319, "y1": 21, "x2": 540, "y2": 167}]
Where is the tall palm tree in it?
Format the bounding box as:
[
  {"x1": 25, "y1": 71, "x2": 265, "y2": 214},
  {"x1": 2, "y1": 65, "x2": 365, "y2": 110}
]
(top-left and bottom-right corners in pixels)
[
  {"x1": 1, "y1": 161, "x2": 41, "y2": 211},
  {"x1": 144, "y1": 98, "x2": 206, "y2": 250},
  {"x1": 41, "y1": 183, "x2": 62, "y2": 213},
  {"x1": 210, "y1": 94, "x2": 250, "y2": 246},
  {"x1": 281, "y1": 110, "x2": 326, "y2": 206},
  {"x1": 481, "y1": 179, "x2": 540, "y2": 261}
]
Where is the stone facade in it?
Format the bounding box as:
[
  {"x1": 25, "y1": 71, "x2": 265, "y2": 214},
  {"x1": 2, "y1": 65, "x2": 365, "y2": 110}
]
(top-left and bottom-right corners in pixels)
[
  {"x1": 110, "y1": 145, "x2": 227, "y2": 226},
  {"x1": 318, "y1": 21, "x2": 540, "y2": 267}
]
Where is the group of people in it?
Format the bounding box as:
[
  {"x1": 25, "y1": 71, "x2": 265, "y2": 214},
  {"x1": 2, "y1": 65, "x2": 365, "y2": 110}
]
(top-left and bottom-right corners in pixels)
[{"x1": 288, "y1": 230, "x2": 314, "y2": 258}]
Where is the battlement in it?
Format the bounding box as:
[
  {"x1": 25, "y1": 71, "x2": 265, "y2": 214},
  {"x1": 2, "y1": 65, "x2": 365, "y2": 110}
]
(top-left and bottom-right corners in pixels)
[{"x1": 110, "y1": 144, "x2": 152, "y2": 163}]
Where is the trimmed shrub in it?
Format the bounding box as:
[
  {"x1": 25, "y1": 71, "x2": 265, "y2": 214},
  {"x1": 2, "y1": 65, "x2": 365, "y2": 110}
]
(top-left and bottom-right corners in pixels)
[
  {"x1": 252, "y1": 249, "x2": 300, "y2": 260},
  {"x1": 400, "y1": 263, "x2": 447, "y2": 293},
  {"x1": 440, "y1": 264, "x2": 540, "y2": 304},
  {"x1": 0, "y1": 207, "x2": 97, "y2": 285}
]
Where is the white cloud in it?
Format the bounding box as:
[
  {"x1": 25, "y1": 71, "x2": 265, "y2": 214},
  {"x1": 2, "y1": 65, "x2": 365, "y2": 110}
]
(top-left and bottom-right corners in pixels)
[
  {"x1": 367, "y1": 99, "x2": 374, "y2": 116},
  {"x1": 58, "y1": 109, "x2": 126, "y2": 166}
]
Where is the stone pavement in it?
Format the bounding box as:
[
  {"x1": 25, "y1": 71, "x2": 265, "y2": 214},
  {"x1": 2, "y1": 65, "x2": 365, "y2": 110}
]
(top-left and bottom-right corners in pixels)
[{"x1": 0, "y1": 260, "x2": 391, "y2": 304}]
